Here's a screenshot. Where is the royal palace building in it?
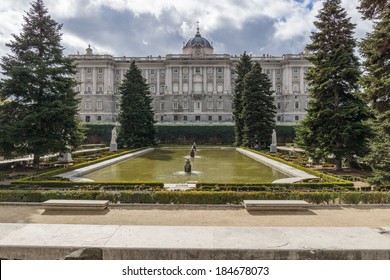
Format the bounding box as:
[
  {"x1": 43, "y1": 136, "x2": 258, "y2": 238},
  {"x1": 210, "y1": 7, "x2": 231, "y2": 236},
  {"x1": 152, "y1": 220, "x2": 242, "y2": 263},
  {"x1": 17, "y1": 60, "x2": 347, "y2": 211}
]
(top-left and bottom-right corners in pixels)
[{"x1": 70, "y1": 26, "x2": 312, "y2": 124}]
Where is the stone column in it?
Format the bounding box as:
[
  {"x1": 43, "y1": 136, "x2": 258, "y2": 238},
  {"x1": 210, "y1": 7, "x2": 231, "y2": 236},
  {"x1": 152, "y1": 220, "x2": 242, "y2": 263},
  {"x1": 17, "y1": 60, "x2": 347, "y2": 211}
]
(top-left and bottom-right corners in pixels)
[
  {"x1": 92, "y1": 68, "x2": 97, "y2": 94},
  {"x1": 203, "y1": 66, "x2": 207, "y2": 93},
  {"x1": 80, "y1": 67, "x2": 86, "y2": 93},
  {"x1": 179, "y1": 67, "x2": 183, "y2": 94},
  {"x1": 224, "y1": 66, "x2": 229, "y2": 94},
  {"x1": 213, "y1": 67, "x2": 217, "y2": 94},
  {"x1": 189, "y1": 67, "x2": 193, "y2": 93},
  {"x1": 165, "y1": 67, "x2": 172, "y2": 95},
  {"x1": 157, "y1": 69, "x2": 160, "y2": 95}
]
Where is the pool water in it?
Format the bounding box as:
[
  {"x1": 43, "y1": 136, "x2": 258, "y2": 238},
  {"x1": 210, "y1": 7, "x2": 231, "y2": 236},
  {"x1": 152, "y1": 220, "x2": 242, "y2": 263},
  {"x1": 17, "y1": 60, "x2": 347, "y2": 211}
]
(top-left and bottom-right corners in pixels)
[{"x1": 83, "y1": 148, "x2": 289, "y2": 183}]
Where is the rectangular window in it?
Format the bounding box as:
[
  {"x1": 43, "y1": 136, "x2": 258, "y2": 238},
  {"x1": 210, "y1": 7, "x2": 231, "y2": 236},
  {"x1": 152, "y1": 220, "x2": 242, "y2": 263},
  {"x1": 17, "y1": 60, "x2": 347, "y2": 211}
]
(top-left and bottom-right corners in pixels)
[
  {"x1": 160, "y1": 116, "x2": 164, "y2": 121},
  {"x1": 195, "y1": 67, "x2": 201, "y2": 73},
  {"x1": 295, "y1": 101, "x2": 300, "y2": 109},
  {"x1": 160, "y1": 85, "x2": 165, "y2": 95},
  {"x1": 97, "y1": 116, "x2": 102, "y2": 121},
  {"x1": 183, "y1": 116, "x2": 188, "y2": 121},
  {"x1": 207, "y1": 101, "x2": 213, "y2": 110},
  {"x1": 98, "y1": 86, "x2": 103, "y2": 93},
  {"x1": 87, "y1": 68, "x2": 92, "y2": 73},
  {"x1": 277, "y1": 103, "x2": 281, "y2": 110},
  {"x1": 277, "y1": 116, "x2": 281, "y2": 121},
  {"x1": 217, "y1": 101, "x2": 223, "y2": 110},
  {"x1": 173, "y1": 102, "x2": 178, "y2": 110},
  {"x1": 218, "y1": 116, "x2": 222, "y2": 121},
  {"x1": 208, "y1": 115, "x2": 212, "y2": 121},
  {"x1": 195, "y1": 116, "x2": 200, "y2": 121},
  {"x1": 150, "y1": 69, "x2": 155, "y2": 75},
  {"x1": 293, "y1": 67, "x2": 298, "y2": 72},
  {"x1": 96, "y1": 101, "x2": 103, "y2": 110},
  {"x1": 85, "y1": 101, "x2": 91, "y2": 109},
  {"x1": 115, "y1": 70, "x2": 120, "y2": 75},
  {"x1": 160, "y1": 103, "x2": 165, "y2": 110},
  {"x1": 276, "y1": 69, "x2": 281, "y2": 75},
  {"x1": 295, "y1": 115, "x2": 299, "y2": 121},
  {"x1": 173, "y1": 67, "x2": 179, "y2": 73},
  {"x1": 276, "y1": 86, "x2": 281, "y2": 94},
  {"x1": 217, "y1": 67, "x2": 223, "y2": 73},
  {"x1": 183, "y1": 101, "x2": 189, "y2": 109},
  {"x1": 266, "y1": 69, "x2": 271, "y2": 74},
  {"x1": 98, "y1": 68, "x2": 103, "y2": 73},
  {"x1": 174, "y1": 115, "x2": 178, "y2": 121},
  {"x1": 85, "y1": 116, "x2": 90, "y2": 122},
  {"x1": 87, "y1": 87, "x2": 92, "y2": 93}
]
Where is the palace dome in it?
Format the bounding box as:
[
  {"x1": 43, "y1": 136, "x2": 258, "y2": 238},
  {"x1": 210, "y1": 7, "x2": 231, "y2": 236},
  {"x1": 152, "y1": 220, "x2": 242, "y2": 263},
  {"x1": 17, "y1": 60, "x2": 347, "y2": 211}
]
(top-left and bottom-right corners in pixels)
[
  {"x1": 183, "y1": 32, "x2": 213, "y2": 49},
  {"x1": 182, "y1": 24, "x2": 213, "y2": 54}
]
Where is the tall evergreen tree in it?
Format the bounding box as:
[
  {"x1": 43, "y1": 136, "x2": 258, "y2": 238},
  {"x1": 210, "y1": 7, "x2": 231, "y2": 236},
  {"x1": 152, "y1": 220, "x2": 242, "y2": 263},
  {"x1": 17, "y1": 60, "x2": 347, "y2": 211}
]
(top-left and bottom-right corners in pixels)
[
  {"x1": 0, "y1": 0, "x2": 83, "y2": 168},
  {"x1": 117, "y1": 60, "x2": 156, "y2": 148},
  {"x1": 241, "y1": 63, "x2": 276, "y2": 148},
  {"x1": 358, "y1": 0, "x2": 389, "y2": 19},
  {"x1": 296, "y1": 0, "x2": 373, "y2": 171},
  {"x1": 233, "y1": 52, "x2": 252, "y2": 146},
  {"x1": 360, "y1": 3, "x2": 390, "y2": 185}
]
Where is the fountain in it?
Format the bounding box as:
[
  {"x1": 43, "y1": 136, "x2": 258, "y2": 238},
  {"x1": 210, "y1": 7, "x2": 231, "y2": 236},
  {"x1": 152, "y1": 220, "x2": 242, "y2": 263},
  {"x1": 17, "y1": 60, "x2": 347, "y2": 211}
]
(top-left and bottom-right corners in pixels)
[{"x1": 184, "y1": 158, "x2": 192, "y2": 173}]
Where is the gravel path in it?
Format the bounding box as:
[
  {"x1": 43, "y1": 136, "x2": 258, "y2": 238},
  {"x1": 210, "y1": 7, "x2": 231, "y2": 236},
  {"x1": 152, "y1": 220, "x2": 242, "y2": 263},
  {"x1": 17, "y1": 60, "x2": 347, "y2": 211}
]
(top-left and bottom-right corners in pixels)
[{"x1": 0, "y1": 205, "x2": 389, "y2": 227}]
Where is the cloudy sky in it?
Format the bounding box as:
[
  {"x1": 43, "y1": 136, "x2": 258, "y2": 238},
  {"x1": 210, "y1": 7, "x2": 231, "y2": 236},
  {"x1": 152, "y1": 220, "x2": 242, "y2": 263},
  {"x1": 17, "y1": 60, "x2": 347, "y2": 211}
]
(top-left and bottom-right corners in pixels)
[{"x1": 0, "y1": 0, "x2": 371, "y2": 58}]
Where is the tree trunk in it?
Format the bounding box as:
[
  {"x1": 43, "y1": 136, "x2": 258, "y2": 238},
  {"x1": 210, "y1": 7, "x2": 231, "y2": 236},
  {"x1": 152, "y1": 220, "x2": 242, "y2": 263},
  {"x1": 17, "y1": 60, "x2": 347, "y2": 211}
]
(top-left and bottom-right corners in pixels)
[
  {"x1": 33, "y1": 154, "x2": 40, "y2": 169},
  {"x1": 334, "y1": 158, "x2": 342, "y2": 171}
]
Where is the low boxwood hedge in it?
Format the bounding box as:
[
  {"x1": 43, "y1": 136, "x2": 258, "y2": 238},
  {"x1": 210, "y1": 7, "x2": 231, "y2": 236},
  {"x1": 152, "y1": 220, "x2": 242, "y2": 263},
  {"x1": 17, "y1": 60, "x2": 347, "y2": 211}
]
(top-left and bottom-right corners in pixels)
[{"x1": 1, "y1": 190, "x2": 389, "y2": 204}]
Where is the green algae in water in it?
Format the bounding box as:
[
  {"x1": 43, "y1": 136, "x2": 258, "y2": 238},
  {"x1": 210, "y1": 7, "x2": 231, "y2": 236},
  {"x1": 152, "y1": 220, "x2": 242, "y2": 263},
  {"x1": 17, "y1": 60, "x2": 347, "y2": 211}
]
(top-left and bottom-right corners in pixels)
[{"x1": 83, "y1": 149, "x2": 289, "y2": 183}]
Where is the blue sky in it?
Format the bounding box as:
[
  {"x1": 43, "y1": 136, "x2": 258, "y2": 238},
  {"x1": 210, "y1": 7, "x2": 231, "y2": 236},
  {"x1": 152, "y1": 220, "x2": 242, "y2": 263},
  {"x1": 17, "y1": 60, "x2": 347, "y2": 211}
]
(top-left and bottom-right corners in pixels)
[{"x1": 0, "y1": 0, "x2": 371, "y2": 58}]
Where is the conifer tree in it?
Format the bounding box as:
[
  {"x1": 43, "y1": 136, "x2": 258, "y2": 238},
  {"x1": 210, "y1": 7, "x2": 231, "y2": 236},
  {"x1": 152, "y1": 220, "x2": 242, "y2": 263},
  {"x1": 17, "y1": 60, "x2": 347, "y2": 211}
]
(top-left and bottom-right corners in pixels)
[
  {"x1": 241, "y1": 63, "x2": 276, "y2": 148},
  {"x1": 359, "y1": 2, "x2": 390, "y2": 185},
  {"x1": 233, "y1": 52, "x2": 252, "y2": 146},
  {"x1": 117, "y1": 61, "x2": 156, "y2": 148},
  {"x1": 296, "y1": 0, "x2": 373, "y2": 171},
  {"x1": 0, "y1": 0, "x2": 84, "y2": 168}
]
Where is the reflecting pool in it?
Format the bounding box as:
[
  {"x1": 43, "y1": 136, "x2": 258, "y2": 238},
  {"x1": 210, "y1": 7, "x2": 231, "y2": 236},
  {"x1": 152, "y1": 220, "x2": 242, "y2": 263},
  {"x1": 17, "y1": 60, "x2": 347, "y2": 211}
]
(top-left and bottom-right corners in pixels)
[{"x1": 82, "y1": 148, "x2": 289, "y2": 183}]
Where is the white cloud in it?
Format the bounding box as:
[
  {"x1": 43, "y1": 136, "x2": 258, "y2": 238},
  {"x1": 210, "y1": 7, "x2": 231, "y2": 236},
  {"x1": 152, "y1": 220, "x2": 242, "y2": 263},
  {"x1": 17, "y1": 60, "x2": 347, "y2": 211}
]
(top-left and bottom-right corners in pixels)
[{"x1": 0, "y1": 0, "x2": 374, "y2": 58}]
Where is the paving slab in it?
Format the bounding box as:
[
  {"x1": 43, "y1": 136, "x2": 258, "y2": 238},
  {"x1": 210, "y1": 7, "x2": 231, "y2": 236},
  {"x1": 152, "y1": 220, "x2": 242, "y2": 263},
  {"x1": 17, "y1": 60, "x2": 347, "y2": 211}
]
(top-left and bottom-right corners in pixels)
[{"x1": 1, "y1": 223, "x2": 390, "y2": 259}]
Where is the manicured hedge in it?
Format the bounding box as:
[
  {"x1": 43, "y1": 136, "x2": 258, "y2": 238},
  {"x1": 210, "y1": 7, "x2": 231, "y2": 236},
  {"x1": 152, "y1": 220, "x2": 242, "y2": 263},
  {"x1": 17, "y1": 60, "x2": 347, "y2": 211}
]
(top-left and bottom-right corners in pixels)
[
  {"x1": 84, "y1": 123, "x2": 116, "y2": 144},
  {"x1": 1, "y1": 190, "x2": 390, "y2": 204},
  {"x1": 155, "y1": 124, "x2": 235, "y2": 145},
  {"x1": 83, "y1": 123, "x2": 297, "y2": 145}
]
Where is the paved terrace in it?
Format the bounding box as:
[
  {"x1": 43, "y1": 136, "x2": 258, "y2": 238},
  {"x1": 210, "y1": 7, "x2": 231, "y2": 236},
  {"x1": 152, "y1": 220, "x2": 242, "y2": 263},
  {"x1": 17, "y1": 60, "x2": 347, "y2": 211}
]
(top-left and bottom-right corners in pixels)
[{"x1": 0, "y1": 205, "x2": 390, "y2": 260}]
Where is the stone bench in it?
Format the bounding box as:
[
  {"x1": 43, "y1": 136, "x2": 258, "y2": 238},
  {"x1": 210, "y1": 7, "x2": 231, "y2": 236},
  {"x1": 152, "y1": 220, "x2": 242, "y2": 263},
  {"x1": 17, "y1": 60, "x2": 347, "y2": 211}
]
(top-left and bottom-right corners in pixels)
[
  {"x1": 42, "y1": 200, "x2": 109, "y2": 211},
  {"x1": 243, "y1": 200, "x2": 310, "y2": 211}
]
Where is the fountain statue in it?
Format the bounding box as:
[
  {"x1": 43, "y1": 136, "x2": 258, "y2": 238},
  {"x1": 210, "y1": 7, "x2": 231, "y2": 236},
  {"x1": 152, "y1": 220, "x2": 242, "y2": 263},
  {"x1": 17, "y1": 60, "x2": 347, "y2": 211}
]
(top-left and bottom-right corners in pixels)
[
  {"x1": 192, "y1": 142, "x2": 197, "y2": 151},
  {"x1": 184, "y1": 158, "x2": 192, "y2": 173},
  {"x1": 189, "y1": 148, "x2": 195, "y2": 158},
  {"x1": 270, "y1": 129, "x2": 277, "y2": 153},
  {"x1": 110, "y1": 127, "x2": 118, "y2": 151}
]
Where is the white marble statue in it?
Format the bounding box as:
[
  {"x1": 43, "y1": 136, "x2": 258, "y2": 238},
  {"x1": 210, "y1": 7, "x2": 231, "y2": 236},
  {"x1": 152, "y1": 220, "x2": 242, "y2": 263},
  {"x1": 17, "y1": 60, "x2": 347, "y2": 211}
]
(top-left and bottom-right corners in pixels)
[
  {"x1": 111, "y1": 127, "x2": 117, "y2": 144},
  {"x1": 272, "y1": 129, "x2": 277, "y2": 146}
]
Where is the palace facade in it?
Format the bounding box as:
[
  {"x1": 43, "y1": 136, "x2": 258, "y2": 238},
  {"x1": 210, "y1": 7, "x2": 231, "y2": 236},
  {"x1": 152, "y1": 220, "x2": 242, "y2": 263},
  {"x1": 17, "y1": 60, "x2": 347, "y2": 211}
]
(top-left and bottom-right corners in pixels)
[{"x1": 70, "y1": 27, "x2": 312, "y2": 124}]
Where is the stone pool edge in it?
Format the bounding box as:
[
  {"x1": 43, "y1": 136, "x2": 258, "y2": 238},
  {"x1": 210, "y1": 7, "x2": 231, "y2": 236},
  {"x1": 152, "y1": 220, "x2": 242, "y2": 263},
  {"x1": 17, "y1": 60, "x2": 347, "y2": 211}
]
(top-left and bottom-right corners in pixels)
[
  {"x1": 236, "y1": 148, "x2": 317, "y2": 183},
  {"x1": 56, "y1": 148, "x2": 155, "y2": 182}
]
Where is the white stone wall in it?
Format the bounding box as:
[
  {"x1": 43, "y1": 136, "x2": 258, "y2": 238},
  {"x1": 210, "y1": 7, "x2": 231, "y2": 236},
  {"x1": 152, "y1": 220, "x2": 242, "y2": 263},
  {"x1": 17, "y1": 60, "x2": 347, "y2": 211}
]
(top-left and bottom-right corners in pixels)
[{"x1": 71, "y1": 51, "x2": 312, "y2": 124}]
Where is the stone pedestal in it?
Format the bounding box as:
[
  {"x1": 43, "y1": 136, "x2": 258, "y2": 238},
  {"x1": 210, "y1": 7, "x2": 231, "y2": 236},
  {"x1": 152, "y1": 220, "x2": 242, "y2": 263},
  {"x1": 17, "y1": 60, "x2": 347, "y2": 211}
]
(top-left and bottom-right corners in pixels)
[
  {"x1": 110, "y1": 143, "x2": 117, "y2": 152},
  {"x1": 270, "y1": 144, "x2": 277, "y2": 153},
  {"x1": 58, "y1": 152, "x2": 72, "y2": 163}
]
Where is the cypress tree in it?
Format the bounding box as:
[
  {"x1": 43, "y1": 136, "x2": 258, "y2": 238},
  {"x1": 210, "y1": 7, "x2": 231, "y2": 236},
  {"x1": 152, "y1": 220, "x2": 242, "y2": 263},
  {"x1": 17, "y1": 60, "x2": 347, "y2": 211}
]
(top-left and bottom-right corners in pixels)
[
  {"x1": 0, "y1": 0, "x2": 84, "y2": 168},
  {"x1": 296, "y1": 0, "x2": 373, "y2": 171},
  {"x1": 360, "y1": 2, "x2": 390, "y2": 185},
  {"x1": 233, "y1": 52, "x2": 253, "y2": 146},
  {"x1": 117, "y1": 60, "x2": 156, "y2": 148},
  {"x1": 242, "y1": 63, "x2": 276, "y2": 148}
]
